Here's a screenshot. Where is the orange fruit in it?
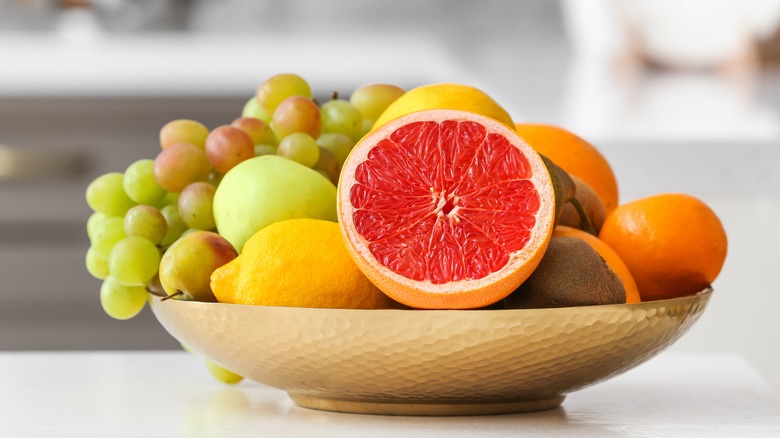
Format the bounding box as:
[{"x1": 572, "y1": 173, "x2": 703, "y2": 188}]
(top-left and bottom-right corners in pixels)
[
  {"x1": 598, "y1": 193, "x2": 727, "y2": 301},
  {"x1": 338, "y1": 109, "x2": 556, "y2": 309},
  {"x1": 553, "y1": 226, "x2": 641, "y2": 304},
  {"x1": 515, "y1": 123, "x2": 619, "y2": 213}
]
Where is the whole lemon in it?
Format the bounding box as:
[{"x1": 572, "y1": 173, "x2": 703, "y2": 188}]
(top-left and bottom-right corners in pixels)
[
  {"x1": 210, "y1": 219, "x2": 402, "y2": 309},
  {"x1": 372, "y1": 83, "x2": 514, "y2": 130}
]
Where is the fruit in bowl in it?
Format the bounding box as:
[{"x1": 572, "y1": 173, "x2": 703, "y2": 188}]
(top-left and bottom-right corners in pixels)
[{"x1": 84, "y1": 73, "x2": 727, "y2": 415}]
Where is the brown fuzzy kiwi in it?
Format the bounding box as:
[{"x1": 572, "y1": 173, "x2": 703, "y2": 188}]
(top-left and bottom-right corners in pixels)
[
  {"x1": 539, "y1": 154, "x2": 576, "y2": 226},
  {"x1": 475, "y1": 300, "x2": 506, "y2": 310},
  {"x1": 560, "y1": 175, "x2": 607, "y2": 235},
  {"x1": 504, "y1": 236, "x2": 626, "y2": 309}
]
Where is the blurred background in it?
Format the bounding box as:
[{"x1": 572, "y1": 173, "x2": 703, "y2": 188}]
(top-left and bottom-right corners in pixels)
[{"x1": 1, "y1": 0, "x2": 779, "y2": 385}]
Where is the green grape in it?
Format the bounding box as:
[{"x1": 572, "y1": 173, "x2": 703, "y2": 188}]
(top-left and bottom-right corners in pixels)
[
  {"x1": 160, "y1": 204, "x2": 188, "y2": 248},
  {"x1": 271, "y1": 96, "x2": 321, "y2": 140},
  {"x1": 204, "y1": 126, "x2": 254, "y2": 174},
  {"x1": 124, "y1": 205, "x2": 167, "y2": 245},
  {"x1": 349, "y1": 83, "x2": 405, "y2": 121},
  {"x1": 256, "y1": 73, "x2": 312, "y2": 115},
  {"x1": 160, "y1": 119, "x2": 210, "y2": 150},
  {"x1": 320, "y1": 99, "x2": 363, "y2": 141},
  {"x1": 154, "y1": 142, "x2": 211, "y2": 193},
  {"x1": 231, "y1": 117, "x2": 278, "y2": 146},
  {"x1": 85, "y1": 173, "x2": 136, "y2": 217},
  {"x1": 86, "y1": 212, "x2": 107, "y2": 241},
  {"x1": 178, "y1": 182, "x2": 216, "y2": 230},
  {"x1": 205, "y1": 360, "x2": 244, "y2": 384},
  {"x1": 242, "y1": 97, "x2": 272, "y2": 123},
  {"x1": 100, "y1": 277, "x2": 147, "y2": 320},
  {"x1": 159, "y1": 192, "x2": 180, "y2": 208},
  {"x1": 316, "y1": 133, "x2": 354, "y2": 166},
  {"x1": 150, "y1": 191, "x2": 177, "y2": 210},
  {"x1": 124, "y1": 159, "x2": 167, "y2": 205},
  {"x1": 180, "y1": 228, "x2": 200, "y2": 238},
  {"x1": 360, "y1": 118, "x2": 373, "y2": 138},
  {"x1": 109, "y1": 236, "x2": 161, "y2": 286},
  {"x1": 85, "y1": 247, "x2": 109, "y2": 280},
  {"x1": 91, "y1": 217, "x2": 127, "y2": 258},
  {"x1": 254, "y1": 144, "x2": 277, "y2": 156},
  {"x1": 277, "y1": 133, "x2": 320, "y2": 168},
  {"x1": 208, "y1": 170, "x2": 224, "y2": 187},
  {"x1": 313, "y1": 147, "x2": 340, "y2": 185}
]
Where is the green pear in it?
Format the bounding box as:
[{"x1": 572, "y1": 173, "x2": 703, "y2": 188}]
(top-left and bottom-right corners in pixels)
[{"x1": 213, "y1": 155, "x2": 337, "y2": 252}]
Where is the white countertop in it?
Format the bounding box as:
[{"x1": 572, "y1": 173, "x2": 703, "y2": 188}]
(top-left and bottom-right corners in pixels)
[{"x1": 0, "y1": 352, "x2": 778, "y2": 437}]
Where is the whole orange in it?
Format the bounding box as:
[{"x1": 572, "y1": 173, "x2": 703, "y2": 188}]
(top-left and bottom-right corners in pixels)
[
  {"x1": 598, "y1": 193, "x2": 727, "y2": 301},
  {"x1": 516, "y1": 123, "x2": 619, "y2": 213},
  {"x1": 553, "y1": 226, "x2": 641, "y2": 304}
]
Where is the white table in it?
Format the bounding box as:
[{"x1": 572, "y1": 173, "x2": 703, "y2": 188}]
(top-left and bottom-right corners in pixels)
[{"x1": 0, "y1": 352, "x2": 778, "y2": 437}]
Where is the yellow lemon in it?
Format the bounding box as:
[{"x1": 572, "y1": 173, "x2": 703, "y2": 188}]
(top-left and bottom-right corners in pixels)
[
  {"x1": 372, "y1": 83, "x2": 514, "y2": 130},
  {"x1": 210, "y1": 218, "x2": 402, "y2": 309}
]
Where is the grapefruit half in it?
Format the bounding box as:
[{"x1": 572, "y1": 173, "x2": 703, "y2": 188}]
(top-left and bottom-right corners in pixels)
[{"x1": 338, "y1": 109, "x2": 555, "y2": 309}]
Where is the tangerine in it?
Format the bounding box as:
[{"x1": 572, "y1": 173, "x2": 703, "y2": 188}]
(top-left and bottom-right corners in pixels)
[
  {"x1": 598, "y1": 193, "x2": 727, "y2": 301},
  {"x1": 516, "y1": 123, "x2": 619, "y2": 213}
]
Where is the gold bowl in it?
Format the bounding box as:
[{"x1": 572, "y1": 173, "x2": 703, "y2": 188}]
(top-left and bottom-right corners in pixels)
[{"x1": 150, "y1": 289, "x2": 711, "y2": 416}]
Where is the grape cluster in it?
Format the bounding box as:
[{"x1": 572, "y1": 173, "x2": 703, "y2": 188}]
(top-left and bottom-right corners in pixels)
[
  {"x1": 244, "y1": 73, "x2": 404, "y2": 177},
  {"x1": 84, "y1": 73, "x2": 405, "y2": 321}
]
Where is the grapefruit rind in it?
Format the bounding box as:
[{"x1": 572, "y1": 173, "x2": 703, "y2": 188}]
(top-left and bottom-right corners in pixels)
[{"x1": 338, "y1": 110, "x2": 555, "y2": 309}]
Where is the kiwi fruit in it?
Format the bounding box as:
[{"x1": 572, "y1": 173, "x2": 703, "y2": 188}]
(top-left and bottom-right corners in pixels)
[
  {"x1": 475, "y1": 300, "x2": 505, "y2": 310},
  {"x1": 539, "y1": 154, "x2": 576, "y2": 226},
  {"x1": 560, "y1": 175, "x2": 607, "y2": 235},
  {"x1": 504, "y1": 236, "x2": 626, "y2": 309}
]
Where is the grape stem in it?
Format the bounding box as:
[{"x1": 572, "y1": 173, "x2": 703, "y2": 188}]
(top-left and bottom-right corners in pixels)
[{"x1": 161, "y1": 290, "x2": 184, "y2": 301}]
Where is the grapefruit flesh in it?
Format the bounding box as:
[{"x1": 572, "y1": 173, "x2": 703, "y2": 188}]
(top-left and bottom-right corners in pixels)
[{"x1": 339, "y1": 110, "x2": 555, "y2": 309}]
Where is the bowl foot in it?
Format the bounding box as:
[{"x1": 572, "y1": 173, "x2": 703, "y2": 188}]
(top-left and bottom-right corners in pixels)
[{"x1": 288, "y1": 393, "x2": 565, "y2": 416}]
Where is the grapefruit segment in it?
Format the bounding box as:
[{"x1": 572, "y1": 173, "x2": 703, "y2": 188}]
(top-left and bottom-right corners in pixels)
[{"x1": 338, "y1": 109, "x2": 555, "y2": 309}]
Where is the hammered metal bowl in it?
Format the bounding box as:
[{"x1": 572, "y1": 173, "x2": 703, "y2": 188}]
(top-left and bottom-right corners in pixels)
[{"x1": 150, "y1": 289, "x2": 711, "y2": 416}]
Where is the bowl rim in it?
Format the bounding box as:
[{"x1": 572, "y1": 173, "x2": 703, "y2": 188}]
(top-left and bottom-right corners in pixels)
[{"x1": 150, "y1": 287, "x2": 712, "y2": 315}]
